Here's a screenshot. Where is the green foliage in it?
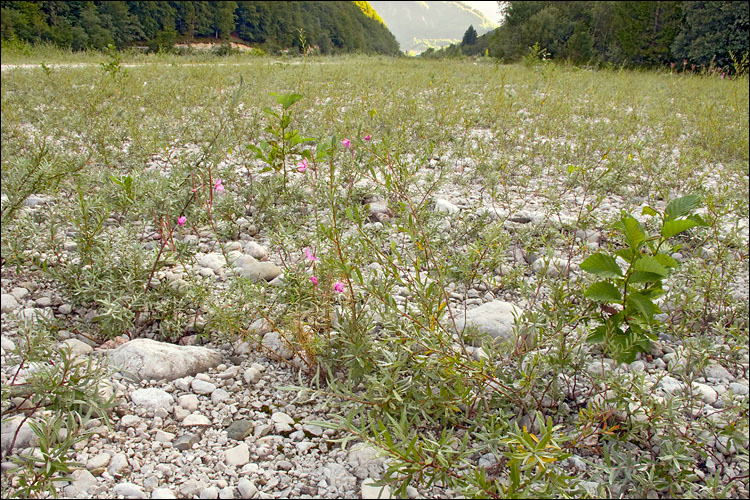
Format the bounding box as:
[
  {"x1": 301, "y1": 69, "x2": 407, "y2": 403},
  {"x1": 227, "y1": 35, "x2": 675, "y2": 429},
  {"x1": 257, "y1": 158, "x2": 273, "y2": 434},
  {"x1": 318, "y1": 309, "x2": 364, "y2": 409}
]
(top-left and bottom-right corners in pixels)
[
  {"x1": 248, "y1": 92, "x2": 314, "y2": 191},
  {"x1": 462, "y1": 25, "x2": 478, "y2": 46},
  {"x1": 671, "y1": 1, "x2": 750, "y2": 71},
  {"x1": 0, "y1": 1, "x2": 400, "y2": 55},
  {"x1": 581, "y1": 195, "x2": 709, "y2": 362}
]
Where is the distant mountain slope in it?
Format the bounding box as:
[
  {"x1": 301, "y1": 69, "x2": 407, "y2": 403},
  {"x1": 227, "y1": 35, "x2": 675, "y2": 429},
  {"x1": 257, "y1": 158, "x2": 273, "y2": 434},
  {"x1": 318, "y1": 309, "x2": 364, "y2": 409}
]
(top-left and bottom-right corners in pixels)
[{"x1": 370, "y1": 1, "x2": 495, "y2": 53}]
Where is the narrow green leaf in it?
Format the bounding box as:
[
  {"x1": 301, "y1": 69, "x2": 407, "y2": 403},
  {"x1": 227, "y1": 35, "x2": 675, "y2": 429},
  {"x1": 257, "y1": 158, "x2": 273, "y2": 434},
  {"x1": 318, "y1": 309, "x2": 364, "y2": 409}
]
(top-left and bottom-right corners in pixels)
[
  {"x1": 661, "y1": 219, "x2": 698, "y2": 239},
  {"x1": 584, "y1": 281, "x2": 622, "y2": 302},
  {"x1": 665, "y1": 194, "x2": 700, "y2": 220},
  {"x1": 579, "y1": 253, "x2": 623, "y2": 278}
]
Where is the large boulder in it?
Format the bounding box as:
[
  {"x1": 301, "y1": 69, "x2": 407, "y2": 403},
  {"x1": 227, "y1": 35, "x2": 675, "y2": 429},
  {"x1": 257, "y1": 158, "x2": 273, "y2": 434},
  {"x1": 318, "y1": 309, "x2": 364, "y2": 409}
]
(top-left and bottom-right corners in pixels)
[
  {"x1": 108, "y1": 338, "x2": 222, "y2": 382},
  {"x1": 453, "y1": 300, "x2": 524, "y2": 345}
]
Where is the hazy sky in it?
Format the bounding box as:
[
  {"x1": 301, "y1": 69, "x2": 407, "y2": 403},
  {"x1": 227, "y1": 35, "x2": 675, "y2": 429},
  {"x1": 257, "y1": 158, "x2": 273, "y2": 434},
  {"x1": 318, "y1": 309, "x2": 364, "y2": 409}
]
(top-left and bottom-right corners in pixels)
[{"x1": 461, "y1": 1, "x2": 503, "y2": 25}]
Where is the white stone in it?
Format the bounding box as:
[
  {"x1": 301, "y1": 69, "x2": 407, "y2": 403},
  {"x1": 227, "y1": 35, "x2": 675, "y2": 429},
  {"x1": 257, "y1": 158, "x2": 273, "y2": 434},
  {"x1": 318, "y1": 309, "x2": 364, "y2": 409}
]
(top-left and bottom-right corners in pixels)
[
  {"x1": 61, "y1": 338, "x2": 93, "y2": 355},
  {"x1": 243, "y1": 367, "x2": 262, "y2": 384},
  {"x1": 434, "y1": 198, "x2": 459, "y2": 214},
  {"x1": 199, "y1": 253, "x2": 226, "y2": 271},
  {"x1": 361, "y1": 478, "x2": 393, "y2": 499},
  {"x1": 237, "y1": 478, "x2": 257, "y2": 498},
  {"x1": 179, "y1": 394, "x2": 200, "y2": 411},
  {"x1": 120, "y1": 415, "x2": 141, "y2": 428},
  {"x1": 191, "y1": 378, "x2": 217, "y2": 395},
  {"x1": 155, "y1": 430, "x2": 175, "y2": 443},
  {"x1": 225, "y1": 442, "x2": 250, "y2": 467},
  {"x1": 453, "y1": 300, "x2": 524, "y2": 345},
  {"x1": 658, "y1": 375, "x2": 685, "y2": 396},
  {"x1": 271, "y1": 411, "x2": 295, "y2": 433},
  {"x1": 107, "y1": 453, "x2": 129, "y2": 476},
  {"x1": 152, "y1": 488, "x2": 177, "y2": 499},
  {"x1": 262, "y1": 331, "x2": 294, "y2": 359},
  {"x1": 199, "y1": 486, "x2": 219, "y2": 499},
  {"x1": 113, "y1": 482, "x2": 146, "y2": 498},
  {"x1": 109, "y1": 338, "x2": 221, "y2": 382},
  {"x1": 729, "y1": 382, "x2": 749, "y2": 396},
  {"x1": 70, "y1": 469, "x2": 98, "y2": 492},
  {"x1": 183, "y1": 413, "x2": 212, "y2": 427},
  {"x1": 692, "y1": 382, "x2": 718, "y2": 404},
  {"x1": 11, "y1": 287, "x2": 29, "y2": 300},
  {"x1": 244, "y1": 241, "x2": 269, "y2": 260},
  {"x1": 1, "y1": 416, "x2": 36, "y2": 454},
  {"x1": 704, "y1": 363, "x2": 735, "y2": 381},
  {"x1": 130, "y1": 388, "x2": 174, "y2": 411},
  {"x1": 211, "y1": 388, "x2": 231, "y2": 404},
  {"x1": 1, "y1": 294, "x2": 19, "y2": 314}
]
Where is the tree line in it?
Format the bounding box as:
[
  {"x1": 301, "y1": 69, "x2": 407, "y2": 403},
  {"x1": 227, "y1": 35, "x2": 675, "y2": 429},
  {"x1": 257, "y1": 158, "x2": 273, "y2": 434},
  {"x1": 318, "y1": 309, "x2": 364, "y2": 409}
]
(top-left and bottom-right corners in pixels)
[
  {"x1": 0, "y1": 1, "x2": 400, "y2": 55},
  {"x1": 424, "y1": 1, "x2": 749, "y2": 73}
]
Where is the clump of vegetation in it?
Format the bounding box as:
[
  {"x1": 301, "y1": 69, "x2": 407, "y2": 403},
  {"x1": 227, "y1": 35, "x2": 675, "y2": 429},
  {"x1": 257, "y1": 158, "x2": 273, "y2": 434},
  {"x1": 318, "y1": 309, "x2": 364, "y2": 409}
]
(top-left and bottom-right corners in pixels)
[{"x1": 1, "y1": 42, "x2": 748, "y2": 499}]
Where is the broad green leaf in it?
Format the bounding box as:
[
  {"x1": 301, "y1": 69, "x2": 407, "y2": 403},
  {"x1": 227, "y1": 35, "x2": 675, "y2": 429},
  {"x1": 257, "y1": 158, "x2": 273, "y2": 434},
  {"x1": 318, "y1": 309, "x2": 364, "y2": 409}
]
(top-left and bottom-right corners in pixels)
[
  {"x1": 628, "y1": 271, "x2": 664, "y2": 283},
  {"x1": 584, "y1": 281, "x2": 622, "y2": 302},
  {"x1": 567, "y1": 165, "x2": 579, "y2": 174},
  {"x1": 626, "y1": 292, "x2": 658, "y2": 319},
  {"x1": 654, "y1": 253, "x2": 679, "y2": 268},
  {"x1": 688, "y1": 213, "x2": 710, "y2": 226},
  {"x1": 579, "y1": 253, "x2": 623, "y2": 278},
  {"x1": 616, "y1": 214, "x2": 646, "y2": 251},
  {"x1": 632, "y1": 256, "x2": 668, "y2": 277},
  {"x1": 271, "y1": 92, "x2": 303, "y2": 109},
  {"x1": 615, "y1": 248, "x2": 635, "y2": 263},
  {"x1": 661, "y1": 219, "x2": 697, "y2": 239},
  {"x1": 586, "y1": 325, "x2": 609, "y2": 344},
  {"x1": 641, "y1": 206, "x2": 658, "y2": 216},
  {"x1": 665, "y1": 194, "x2": 700, "y2": 220}
]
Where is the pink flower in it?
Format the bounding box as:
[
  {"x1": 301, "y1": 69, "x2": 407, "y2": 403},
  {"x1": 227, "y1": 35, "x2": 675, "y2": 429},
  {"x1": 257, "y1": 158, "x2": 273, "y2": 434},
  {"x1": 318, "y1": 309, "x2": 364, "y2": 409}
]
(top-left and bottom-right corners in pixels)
[
  {"x1": 364, "y1": 135, "x2": 371, "y2": 141},
  {"x1": 177, "y1": 216, "x2": 186, "y2": 226},
  {"x1": 304, "y1": 246, "x2": 318, "y2": 261},
  {"x1": 341, "y1": 138, "x2": 351, "y2": 148},
  {"x1": 310, "y1": 276, "x2": 318, "y2": 286},
  {"x1": 333, "y1": 281, "x2": 345, "y2": 293},
  {"x1": 297, "y1": 158, "x2": 308, "y2": 172},
  {"x1": 214, "y1": 178, "x2": 224, "y2": 192}
]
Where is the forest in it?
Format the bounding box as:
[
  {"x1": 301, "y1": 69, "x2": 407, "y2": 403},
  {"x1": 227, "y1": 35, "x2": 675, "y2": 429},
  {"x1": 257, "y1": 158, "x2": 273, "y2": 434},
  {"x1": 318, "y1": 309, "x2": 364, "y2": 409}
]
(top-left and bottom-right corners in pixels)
[
  {"x1": 424, "y1": 1, "x2": 749, "y2": 73},
  {"x1": 0, "y1": 1, "x2": 400, "y2": 55}
]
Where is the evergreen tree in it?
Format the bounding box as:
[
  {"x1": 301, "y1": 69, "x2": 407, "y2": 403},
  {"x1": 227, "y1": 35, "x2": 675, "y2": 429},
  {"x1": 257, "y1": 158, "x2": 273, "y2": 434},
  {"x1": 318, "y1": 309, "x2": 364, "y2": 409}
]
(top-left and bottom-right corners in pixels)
[{"x1": 462, "y1": 24, "x2": 478, "y2": 45}]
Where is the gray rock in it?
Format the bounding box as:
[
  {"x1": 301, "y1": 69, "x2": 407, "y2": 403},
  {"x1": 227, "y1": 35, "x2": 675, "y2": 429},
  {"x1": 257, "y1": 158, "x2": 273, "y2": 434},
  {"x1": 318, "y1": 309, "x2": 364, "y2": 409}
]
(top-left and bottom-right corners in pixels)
[
  {"x1": 120, "y1": 415, "x2": 141, "y2": 428},
  {"x1": 729, "y1": 381, "x2": 749, "y2": 396},
  {"x1": 323, "y1": 463, "x2": 356, "y2": 490},
  {"x1": 211, "y1": 388, "x2": 230, "y2": 404},
  {"x1": 152, "y1": 488, "x2": 177, "y2": 499},
  {"x1": 225, "y1": 442, "x2": 250, "y2": 467},
  {"x1": 155, "y1": 430, "x2": 175, "y2": 443},
  {"x1": 348, "y1": 443, "x2": 386, "y2": 479},
  {"x1": 179, "y1": 394, "x2": 200, "y2": 412},
  {"x1": 191, "y1": 378, "x2": 217, "y2": 395},
  {"x1": 69, "y1": 469, "x2": 98, "y2": 492},
  {"x1": 109, "y1": 338, "x2": 222, "y2": 382},
  {"x1": 237, "y1": 478, "x2": 257, "y2": 498},
  {"x1": 704, "y1": 363, "x2": 735, "y2": 381},
  {"x1": 302, "y1": 423, "x2": 323, "y2": 437},
  {"x1": 453, "y1": 300, "x2": 524, "y2": 345},
  {"x1": 180, "y1": 480, "x2": 206, "y2": 498},
  {"x1": 226, "y1": 419, "x2": 254, "y2": 441},
  {"x1": 691, "y1": 382, "x2": 718, "y2": 404},
  {"x1": 434, "y1": 198, "x2": 459, "y2": 214},
  {"x1": 271, "y1": 411, "x2": 295, "y2": 433},
  {"x1": 198, "y1": 253, "x2": 226, "y2": 272},
  {"x1": 235, "y1": 260, "x2": 282, "y2": 282},
  {"x1": 1, "y1": 294, "x2": 19, "y2": 314},
  {"x1": 86, "y1": 452, "x2": 111, "y2": 472},
  {"x1": 531, "y1": 257, "x2": 571, "y2": 278},
  {"x1": 11, "y1": 287, "x2": 29, "y2": 300},
  {"x1": 1, "y1": 416, "x2": 36, "y2": 454},
  {"x1": 107, "y1": 452, "x2": 129, "y2": 476},
  {"x1": 243, "y1": 367, "x2": 262, "y2": 384},
  {"x1": 244, "y1": 241, "x2": 269, "y2": 260},
  {"x1": 361, "y1": 478, "x2": 393, "y2": 499},
  {"x1": 219, "y1": 486, "x2": 235, "y2": 499},
  {"x1": 174, "y1": 433, "x2": 200, "y2": 451},
  {"x1": 199, "y1": 486, "x2": 219, "y2": 499},
  {"x1": 61, "y1": 338, "x2": 92, "y2": 355},
  {"x1": 130, "y1": 388, "x2": 175, "y2": 411},
  {"x1": 261, "y1": 331, "x2": 294, "y2": 359},
  {"x1": 658, "y1": 375, "x2": 685, "y2": 396},
  {"x1": 183, "y1": 413, "x2": 212, "y2": 427},
  {"x1": 114, "y1": 482, "x2": 146, "y2": 499}
]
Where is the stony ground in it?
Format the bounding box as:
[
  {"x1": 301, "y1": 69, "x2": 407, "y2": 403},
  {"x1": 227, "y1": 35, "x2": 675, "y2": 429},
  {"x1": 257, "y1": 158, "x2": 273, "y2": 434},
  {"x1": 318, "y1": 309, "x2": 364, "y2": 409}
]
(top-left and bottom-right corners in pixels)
[{"x1": 2, "y1": 182, "x2": 748, "y2": 499}]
